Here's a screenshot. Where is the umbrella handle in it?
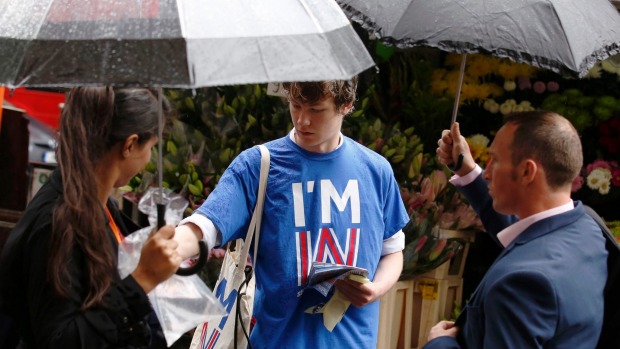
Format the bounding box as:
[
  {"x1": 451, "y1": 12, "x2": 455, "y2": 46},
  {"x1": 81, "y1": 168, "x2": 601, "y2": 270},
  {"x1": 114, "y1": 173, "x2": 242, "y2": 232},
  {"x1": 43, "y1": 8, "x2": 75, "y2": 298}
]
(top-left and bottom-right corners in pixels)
[
  {"x1": 157, "y1": 203, "x2": 166, "y2": 229},
  {"x1": 448, "y1": 153, "x2": 464, "y2": 172},
  {"x1": 157, "y1": 202, "x2": 208, "y2": 276},
  {"x1": 176, "y1": 241, "x2": 208, "y2": 276}
]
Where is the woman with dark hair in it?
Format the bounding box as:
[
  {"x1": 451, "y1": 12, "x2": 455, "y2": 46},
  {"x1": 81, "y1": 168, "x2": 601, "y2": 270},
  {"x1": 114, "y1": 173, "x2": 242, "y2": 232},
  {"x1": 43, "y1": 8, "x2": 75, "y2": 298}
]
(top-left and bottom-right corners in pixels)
[{"x1": 0, "y1": 87, "x2": 182, "y2": 348}]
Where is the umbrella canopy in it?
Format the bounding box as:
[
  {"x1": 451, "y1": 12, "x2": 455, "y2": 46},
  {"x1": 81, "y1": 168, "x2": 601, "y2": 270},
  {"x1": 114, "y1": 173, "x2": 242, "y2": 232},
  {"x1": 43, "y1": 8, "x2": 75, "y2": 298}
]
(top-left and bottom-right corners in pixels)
[
  {"x1": 0, "y1": 0, "x2": 374, "y2": 88},
  {"x1": 0, "y1": 0, "x2": 376, "y2": 280},
  {"x1": 337, "y1": 0, "x2": 620, "y2": 78}
]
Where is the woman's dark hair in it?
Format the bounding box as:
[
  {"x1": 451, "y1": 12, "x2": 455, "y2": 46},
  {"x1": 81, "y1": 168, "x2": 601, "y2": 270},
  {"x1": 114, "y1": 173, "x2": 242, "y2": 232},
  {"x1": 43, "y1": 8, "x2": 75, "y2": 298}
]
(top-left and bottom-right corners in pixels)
[{"x1": 50, "y1": 87, "x2": 165, "y2": 309}]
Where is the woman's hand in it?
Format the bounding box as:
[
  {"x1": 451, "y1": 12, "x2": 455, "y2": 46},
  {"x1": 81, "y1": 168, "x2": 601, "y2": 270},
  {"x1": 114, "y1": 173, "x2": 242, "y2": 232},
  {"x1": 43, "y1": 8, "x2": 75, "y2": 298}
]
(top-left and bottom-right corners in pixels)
[{"x1": 132, "y1": 225, "x2": 182, "y2": 293}]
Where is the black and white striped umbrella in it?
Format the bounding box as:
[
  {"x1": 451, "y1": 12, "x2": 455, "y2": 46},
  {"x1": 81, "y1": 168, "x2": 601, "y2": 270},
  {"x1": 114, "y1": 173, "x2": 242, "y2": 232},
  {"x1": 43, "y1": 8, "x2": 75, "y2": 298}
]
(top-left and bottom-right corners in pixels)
[
  {"x1": 0, "y1": 0, "x2": 375, "y2": 279},
  {"x1": 0, "y1": 0, "x2": 374, "y2": 88}
]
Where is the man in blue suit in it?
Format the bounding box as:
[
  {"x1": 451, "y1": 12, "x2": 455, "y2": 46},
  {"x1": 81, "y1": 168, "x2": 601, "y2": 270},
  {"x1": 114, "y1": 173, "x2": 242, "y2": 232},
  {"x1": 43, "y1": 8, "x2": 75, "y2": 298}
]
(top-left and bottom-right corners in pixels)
[{"x1": 425, "y1": 111, "x2": 608, "y2": 348}]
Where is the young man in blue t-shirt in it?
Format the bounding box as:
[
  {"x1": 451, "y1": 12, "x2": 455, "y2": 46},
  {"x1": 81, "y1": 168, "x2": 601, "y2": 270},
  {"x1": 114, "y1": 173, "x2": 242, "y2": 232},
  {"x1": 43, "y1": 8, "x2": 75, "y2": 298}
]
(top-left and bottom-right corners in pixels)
[{"x1": 175, "y1": 78, "x2": 409, "y2": 348}]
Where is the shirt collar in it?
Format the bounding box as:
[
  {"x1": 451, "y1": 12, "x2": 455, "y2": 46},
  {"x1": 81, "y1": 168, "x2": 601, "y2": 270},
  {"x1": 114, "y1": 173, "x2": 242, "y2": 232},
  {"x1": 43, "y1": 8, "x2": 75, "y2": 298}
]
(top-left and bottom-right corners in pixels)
[{"x1": 496, "y1": 200, "x2": 575, "y2": 247}]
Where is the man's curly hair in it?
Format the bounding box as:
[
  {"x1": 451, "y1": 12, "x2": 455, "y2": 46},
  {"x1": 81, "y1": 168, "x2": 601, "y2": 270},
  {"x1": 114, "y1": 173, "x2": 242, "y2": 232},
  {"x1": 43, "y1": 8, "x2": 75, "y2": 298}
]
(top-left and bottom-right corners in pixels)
[{"x1": 281, "y1": 77, "x2": 358, "y2": 114}]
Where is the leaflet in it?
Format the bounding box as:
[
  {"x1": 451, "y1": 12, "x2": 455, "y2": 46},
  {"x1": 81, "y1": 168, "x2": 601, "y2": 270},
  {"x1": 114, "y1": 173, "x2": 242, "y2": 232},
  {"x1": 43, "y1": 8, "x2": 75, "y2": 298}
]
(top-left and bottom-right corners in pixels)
[{"x1": 302, "y1": 262, "x2": 369, "y2": 297}]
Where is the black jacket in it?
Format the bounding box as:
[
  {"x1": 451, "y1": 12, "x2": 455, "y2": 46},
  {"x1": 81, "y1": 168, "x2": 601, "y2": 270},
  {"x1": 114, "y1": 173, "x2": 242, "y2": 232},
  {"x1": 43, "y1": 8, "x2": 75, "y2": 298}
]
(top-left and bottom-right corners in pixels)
[{"x1": 0, "y1": 170, "x2": 163, "y2": 348}]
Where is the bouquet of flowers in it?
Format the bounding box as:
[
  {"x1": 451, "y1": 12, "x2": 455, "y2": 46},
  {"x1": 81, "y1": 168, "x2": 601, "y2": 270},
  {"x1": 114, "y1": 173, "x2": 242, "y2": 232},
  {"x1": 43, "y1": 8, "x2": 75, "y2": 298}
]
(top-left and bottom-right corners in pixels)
[
  {"x1": 571, "y1": 159, "x2": 620, "y2": 220},
  {"x1": 399, "y1": 162, "x2": 484, "y2": 279}
]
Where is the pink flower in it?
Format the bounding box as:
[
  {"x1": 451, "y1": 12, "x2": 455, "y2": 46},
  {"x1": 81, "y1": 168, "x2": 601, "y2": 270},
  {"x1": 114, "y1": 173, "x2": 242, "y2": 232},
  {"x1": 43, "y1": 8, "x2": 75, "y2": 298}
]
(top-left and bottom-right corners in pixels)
[
  {"x1": 208, "y1": 248, "x2": 226, "y2": 260},
  {"x1": 533, "y1": 81, "x2": 546, "y2": 93},
  {"x1": 547, "y1": 81, "x2": 560, "y2": 92},
  {"x1": 415, "y1": 235, "x2": 429, "y2": 253},
  {"x1": 612, "y1": 168, "x2": 620, "y2": 187},
  {"x1": 408, "y1": 192, "x2": 428, "y2": 211},
  {"x1": 572, "y1": 175, "x2": 584, "y2": 192},
  {"x1": 586, "y1": 159, "x2": 612, "y2": 175},
  {"x1": 420, "y1": 178, "x2": 435, "y2": 203},
  {"x1": 518, "y1": 76, "x2": 532, "y2": 90},
  {"x1": 429, "y1": 170, "x2": 448, "y2": 197}
]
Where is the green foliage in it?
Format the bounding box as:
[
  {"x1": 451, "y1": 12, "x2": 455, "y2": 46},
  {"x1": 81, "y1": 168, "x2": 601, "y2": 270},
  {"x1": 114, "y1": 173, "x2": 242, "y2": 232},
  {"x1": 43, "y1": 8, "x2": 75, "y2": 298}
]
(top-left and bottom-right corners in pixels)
[
  {"x1": 357, "y1": 48, "x2": 454, "y2": 152},
  {"x1": 541, "y1": 89, "x2": 620, "y2": 132},
  {"x1": 126, "y1": 85, "x2": 290, "y2": 214}
]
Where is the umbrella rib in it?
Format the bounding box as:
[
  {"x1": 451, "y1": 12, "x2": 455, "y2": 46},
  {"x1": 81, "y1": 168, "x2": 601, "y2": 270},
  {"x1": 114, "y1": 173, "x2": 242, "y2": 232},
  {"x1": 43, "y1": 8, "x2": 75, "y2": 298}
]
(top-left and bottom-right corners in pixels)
[
  {"x1": 299, "y1": 0, "x2": 349, "y2": 78},
  {"x1": 255, "y1": 39, "x2": 271, "y2": 82},
  {"x1": 175, "y1": 0, "x2": 193, "y2": 85},
  {"x1": 11, "y1": 0, "x2": 56, "y2": 88},
  {"x1": 298, "y1": 0, "x2": 325, "y2": 33}
]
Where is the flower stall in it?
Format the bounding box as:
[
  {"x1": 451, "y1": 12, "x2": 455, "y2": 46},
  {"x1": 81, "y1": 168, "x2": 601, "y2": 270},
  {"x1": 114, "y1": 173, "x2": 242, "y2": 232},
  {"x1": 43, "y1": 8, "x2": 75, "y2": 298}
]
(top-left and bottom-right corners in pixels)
[{"x1": 120, "y1": 46, "x2": 620, "y2": 348}]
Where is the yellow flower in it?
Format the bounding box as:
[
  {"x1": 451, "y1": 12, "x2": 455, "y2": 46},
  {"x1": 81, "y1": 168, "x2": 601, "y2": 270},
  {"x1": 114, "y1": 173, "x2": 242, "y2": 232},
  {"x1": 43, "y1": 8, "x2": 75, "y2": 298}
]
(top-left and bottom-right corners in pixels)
[
  {"x1": 587, "y1": 63, "x2": 603, "y2": 78},
  {"x1": 601, "y1": 57, "x2": 620, "y2": 75},
  {"x1": 467, "y1": 58, "x2": 494, "y2": 78},
  {"x1": 466, "y1": 134, "x2": 490, "y2": 164}
]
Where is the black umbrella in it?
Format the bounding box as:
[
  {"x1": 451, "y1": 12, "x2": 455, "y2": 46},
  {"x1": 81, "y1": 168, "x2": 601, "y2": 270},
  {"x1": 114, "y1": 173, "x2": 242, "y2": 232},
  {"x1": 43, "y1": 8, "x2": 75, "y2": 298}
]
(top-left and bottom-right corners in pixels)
[{"x1": 338, "y1": 0, "x2": 620, "y2": 124}]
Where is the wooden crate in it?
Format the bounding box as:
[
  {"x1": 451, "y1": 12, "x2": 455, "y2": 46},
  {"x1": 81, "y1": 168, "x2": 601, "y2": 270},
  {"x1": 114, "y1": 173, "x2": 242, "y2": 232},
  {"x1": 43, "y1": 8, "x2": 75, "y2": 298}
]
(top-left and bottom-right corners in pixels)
[
  {"x1": 411, "y1": 277, "x2": 463, "y2": 349},
  {"x1": 377, "y1": 280, "x2": 415, "y2": 349},
  {"x1": 377, "y1": 278, "x2": 463, "y2": 349}
]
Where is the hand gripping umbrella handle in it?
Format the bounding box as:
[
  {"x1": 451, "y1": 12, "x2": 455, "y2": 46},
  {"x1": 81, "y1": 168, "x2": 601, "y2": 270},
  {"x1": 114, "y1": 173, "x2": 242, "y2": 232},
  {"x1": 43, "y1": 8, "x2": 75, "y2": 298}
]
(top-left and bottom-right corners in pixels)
[
  {"x1": 448, "y1": 153, "x2": 464, "y2": 172},
  {"x1": 176, "y1": 241, "x2": 208, "y2": 276},
  {"x1": 156, "y1": 203, "x2": 208, "y2": 276}
]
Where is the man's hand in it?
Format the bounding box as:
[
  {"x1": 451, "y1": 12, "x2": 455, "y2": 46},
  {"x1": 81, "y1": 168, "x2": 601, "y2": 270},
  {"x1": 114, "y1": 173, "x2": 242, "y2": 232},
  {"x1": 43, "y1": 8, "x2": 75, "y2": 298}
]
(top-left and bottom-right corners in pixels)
[
  {"x1": 173, "y1": 223, "x2": 204, "y2": 259},
  {"x1": 428, "y1": 320, "x2": 459, "y2": 341},
  {"x1": 334, "y1": 278, "x2": 378, "y2": 307},
  {"x1": 335, "y1": 251, "x2": 403, "y2": 307},
  {"x1": 436, "y1": 122, "x2": 476, "y2": 177}
]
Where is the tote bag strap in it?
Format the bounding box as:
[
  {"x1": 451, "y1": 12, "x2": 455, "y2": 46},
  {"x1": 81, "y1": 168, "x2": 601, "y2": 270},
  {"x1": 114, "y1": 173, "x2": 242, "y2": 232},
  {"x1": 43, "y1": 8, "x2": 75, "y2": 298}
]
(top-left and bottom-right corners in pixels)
[{"x1": 238, "y1": 144, "x2": 270, "y2": 271}]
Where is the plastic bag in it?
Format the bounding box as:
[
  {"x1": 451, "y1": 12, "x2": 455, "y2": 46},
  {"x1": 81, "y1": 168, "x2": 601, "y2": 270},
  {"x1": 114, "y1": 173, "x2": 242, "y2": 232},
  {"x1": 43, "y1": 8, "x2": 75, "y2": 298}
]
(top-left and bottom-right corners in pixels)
[{"x1": 118, "y1": 187, "x2": 226, "y2": 346}]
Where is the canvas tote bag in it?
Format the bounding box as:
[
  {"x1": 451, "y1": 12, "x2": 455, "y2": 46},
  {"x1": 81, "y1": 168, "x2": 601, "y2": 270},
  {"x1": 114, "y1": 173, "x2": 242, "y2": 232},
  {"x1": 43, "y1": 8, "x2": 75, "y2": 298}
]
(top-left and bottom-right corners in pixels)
[{"x1": 190, "y1": 145, "x2": 269, "y2": 349}]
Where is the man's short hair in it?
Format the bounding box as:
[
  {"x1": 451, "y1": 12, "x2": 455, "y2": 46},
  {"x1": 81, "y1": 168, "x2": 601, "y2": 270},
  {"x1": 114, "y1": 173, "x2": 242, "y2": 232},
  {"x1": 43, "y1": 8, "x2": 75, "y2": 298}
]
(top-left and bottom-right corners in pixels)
[{"x1": 505, "y1": 111, "x2": 583, "y2": 189}]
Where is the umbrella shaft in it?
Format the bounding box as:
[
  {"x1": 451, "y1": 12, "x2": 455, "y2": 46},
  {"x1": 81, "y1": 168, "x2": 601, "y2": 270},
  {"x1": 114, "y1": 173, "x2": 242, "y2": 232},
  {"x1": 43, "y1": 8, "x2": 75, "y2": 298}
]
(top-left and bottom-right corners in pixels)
[
  {"x1": 451, "y1": 54, "x2": 467, "y2": 125},
  {"x1": 157, "y1": 88, "x2": 164, "y2": 204}
]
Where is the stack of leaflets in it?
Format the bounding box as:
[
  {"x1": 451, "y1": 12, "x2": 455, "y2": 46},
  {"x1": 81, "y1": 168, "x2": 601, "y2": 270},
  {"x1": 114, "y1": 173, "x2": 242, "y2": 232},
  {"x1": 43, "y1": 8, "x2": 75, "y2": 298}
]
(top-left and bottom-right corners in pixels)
[{"x1": 303, "y1": 262, "x2": 369, "y2": 297}]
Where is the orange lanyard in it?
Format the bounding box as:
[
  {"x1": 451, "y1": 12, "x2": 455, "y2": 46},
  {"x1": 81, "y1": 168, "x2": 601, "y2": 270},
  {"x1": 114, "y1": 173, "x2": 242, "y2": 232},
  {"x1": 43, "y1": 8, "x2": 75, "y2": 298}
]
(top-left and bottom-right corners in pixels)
[{"x1": 104, "y1": 206, "x2": 123, "y2": 243}]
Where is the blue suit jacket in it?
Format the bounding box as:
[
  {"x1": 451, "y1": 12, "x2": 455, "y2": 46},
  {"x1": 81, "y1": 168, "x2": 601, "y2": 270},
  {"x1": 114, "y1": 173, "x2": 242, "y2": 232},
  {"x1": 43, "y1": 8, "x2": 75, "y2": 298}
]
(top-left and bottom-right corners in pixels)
[{"x1": 424, "y1": 174, "x2": 607, "y2": 349}]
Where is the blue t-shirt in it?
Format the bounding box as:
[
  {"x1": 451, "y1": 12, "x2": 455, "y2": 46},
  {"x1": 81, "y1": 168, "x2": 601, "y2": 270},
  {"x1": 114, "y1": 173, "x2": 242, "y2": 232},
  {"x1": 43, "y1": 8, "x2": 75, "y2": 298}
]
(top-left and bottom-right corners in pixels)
[{"x1": 196, "y1": 135, "x2": 409, "y2": 348}]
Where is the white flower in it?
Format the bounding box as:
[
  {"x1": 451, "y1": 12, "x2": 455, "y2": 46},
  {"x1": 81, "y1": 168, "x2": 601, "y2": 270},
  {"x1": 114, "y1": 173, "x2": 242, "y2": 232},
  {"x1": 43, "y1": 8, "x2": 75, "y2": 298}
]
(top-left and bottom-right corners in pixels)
[
  {"x1": 483, "y1": 99, "x2": 494, "y2": 111},
  {"x1": 466, "y1": 134, "x2": 490, "y2": 148},
  {"x1": 587, "y1": 64, "x2": 602, "y2": 79},
  {"x1": 599, "y1": 181, "x2": 610, "y2": 195},
  {"x1": 601, "y1": 59, "x2": 620, "y2": 75},
  {"x1": 503, "y1": 80, "x2": 516, "y2": 91},
  {"x1": 488, "y1": 100, "x2": 499, "y2": 114},
  {"x1": 505, "y1": 99, "x2": 517, "y2": 107},
  {"x1": 499, "y1": 102, "x2": 513, "y2": 115},
  {"x1": 586, "y1": 168, "x2": 612, "y2": 194}
]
